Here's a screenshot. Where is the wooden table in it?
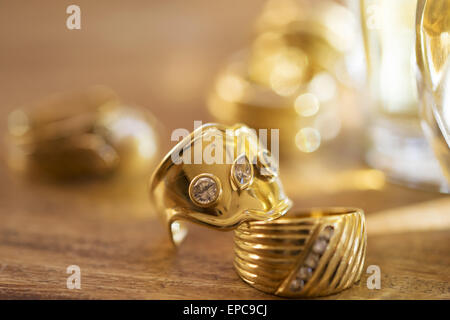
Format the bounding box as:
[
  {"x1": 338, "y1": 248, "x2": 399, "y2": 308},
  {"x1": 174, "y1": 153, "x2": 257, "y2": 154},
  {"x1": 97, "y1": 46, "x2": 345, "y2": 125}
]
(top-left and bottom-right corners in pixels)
[{"x1": 0, "y1": 0, "x2": 449, "y2": 299}]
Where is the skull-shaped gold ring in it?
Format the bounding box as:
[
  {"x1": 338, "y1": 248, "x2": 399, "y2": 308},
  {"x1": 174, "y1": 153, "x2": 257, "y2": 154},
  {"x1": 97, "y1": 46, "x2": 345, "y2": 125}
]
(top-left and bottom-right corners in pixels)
[{"x1": 149, "y1": 123, "x2": 292, "y2": 246}]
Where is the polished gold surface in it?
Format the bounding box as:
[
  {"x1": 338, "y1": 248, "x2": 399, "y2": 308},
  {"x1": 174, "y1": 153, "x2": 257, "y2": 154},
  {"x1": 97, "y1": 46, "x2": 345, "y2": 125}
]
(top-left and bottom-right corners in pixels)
[
  {"x1": 416, "y1": 0, "x2": 450, "y2": 184},
  {"x1": 7, "y1": 86, "x2": 159, "y2": 179},
  {"x1": 234, "y1": 207, "x2": 366, "y2": 298},
  {"x1": 149, "y1": 123, "x2": 292, "y2": 246}
]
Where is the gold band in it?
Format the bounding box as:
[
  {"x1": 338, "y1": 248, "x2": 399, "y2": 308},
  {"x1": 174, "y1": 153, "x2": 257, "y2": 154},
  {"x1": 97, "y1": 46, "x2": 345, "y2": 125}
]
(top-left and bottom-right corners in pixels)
[{"x1": 234, "y1": 207, "x2": 366, "y2": 297}]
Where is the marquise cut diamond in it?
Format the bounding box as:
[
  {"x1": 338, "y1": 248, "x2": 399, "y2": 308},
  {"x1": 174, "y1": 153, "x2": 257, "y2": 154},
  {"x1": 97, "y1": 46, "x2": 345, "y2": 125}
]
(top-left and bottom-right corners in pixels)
[{"x1": 233, "y1": 155, "x2": 252, "y2": 187}]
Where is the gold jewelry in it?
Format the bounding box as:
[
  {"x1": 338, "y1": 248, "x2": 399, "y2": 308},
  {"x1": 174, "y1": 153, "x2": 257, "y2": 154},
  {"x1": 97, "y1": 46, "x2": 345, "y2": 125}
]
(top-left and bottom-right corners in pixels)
[
  {"x1": 207, "y1": 1, "x2": 357, "y2": 156},
  {"x1": 7, "y1": 86, "x2": 159, "y2": 179},
  {"x1": 149, "y1": 123, "x2": 292, "y2": 246},
  {"x1": 234, "y1": 207, "x2": 366, "y2": 297}
]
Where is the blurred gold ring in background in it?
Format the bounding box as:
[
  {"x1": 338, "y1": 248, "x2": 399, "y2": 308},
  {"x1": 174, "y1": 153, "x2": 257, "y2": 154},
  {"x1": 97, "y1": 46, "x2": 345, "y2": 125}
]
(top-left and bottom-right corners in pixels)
[
  {"x1": 208, "y1": 56, "x2": 310, "y2": 155},
  {"x1": 208, "y1": 0, "x2": 360, "y2": 158},
  {"x1": 7, "y1": 86, "x2": 160, "y2": 179},
  {"x1": 149, "y1": 122, "x2": 292, "y2": 247},
  {"x1": 234, "y1": 207, "x2": 366, "y2": 298}
]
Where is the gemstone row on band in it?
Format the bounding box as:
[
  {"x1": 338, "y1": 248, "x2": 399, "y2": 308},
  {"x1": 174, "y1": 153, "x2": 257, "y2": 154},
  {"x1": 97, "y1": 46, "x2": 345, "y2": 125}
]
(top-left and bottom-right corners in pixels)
[{"x1": 290, "y1": 225, "x2": 335, "y2": 292}]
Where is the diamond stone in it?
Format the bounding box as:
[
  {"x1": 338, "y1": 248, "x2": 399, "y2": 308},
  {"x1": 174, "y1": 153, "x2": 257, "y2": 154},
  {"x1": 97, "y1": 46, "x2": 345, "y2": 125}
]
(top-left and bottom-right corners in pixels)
[
  {"x1": 312, "y1": 238, "x2": 328, "y2": 254},
  {"x1": 233, "y1": 155, "x2": 252, "y2": 186},
  {"x1": 290, "y1": 278, "x2": 305, "y2": 292},
  {"x1": 304, "y1": 252, "x2": 320, "y2": 269},
  {"x1": 322, "y1": 225, "x2": 334, "y2": 240},
  {"x1": 297, "y1": 266, "x2": 313, "y2": 281},
  {"x1": 191, "y1": 176, "x2": 219, "y2": 205}
]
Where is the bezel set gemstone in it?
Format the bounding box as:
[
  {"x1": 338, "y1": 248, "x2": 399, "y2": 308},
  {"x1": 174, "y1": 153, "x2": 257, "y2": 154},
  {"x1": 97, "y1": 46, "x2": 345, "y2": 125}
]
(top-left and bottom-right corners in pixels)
[
  {"x1": 289, "y1": 225, "x2": 335, "y2": 292},
  {"x1": 231, "y1": 154, "x2": 253, "y2": 189},
  {"x1": 321, "y1": 225, "x2": 334, "y2": 240},
  {"x1": 312, "y1": 238, "x2": 328, "y2": 254},
  {"x1": 189, "y1": 174, "x2": 221, "y2": 207},
  {"x1": 290, "y1": 278, "x2": 305, "y2": 292},
  {"x1": 297, "y1": 266, "x2": 313, "y2": 281},
  {"x1": 305, "y1": 252, "x2": 320, "y2": 268}
]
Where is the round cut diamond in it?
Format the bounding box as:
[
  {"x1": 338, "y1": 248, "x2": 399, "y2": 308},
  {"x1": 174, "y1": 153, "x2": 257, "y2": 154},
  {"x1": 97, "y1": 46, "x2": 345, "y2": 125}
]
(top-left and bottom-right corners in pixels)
[
  {"x1": 322, "y1": 225, "x2": 334, "y2": 240},
  {"x1": 297, "y1": 266, "x2": 313, "y2": 281},
  {"x1": 233, "y1": 155, "x2": 253, "y2": 187},
  {"x1": 191, "y1": 176, "x2": 219, "y2": 205},
  {"x1": 312, "y1": 238, "x2": 328, "y2": 254},
  {"x1": 290, "y1": 278, "x2": 305, "y2": 292},
  {"x1": 304, "y1": 252, "x2": 320, "y2": 268}
]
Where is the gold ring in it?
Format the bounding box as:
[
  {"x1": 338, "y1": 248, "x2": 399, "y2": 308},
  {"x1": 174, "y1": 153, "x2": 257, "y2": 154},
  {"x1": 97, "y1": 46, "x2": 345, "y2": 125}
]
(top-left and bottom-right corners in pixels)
[
  {"x1": 149, "y1": 123, "x2": 292, "y2": 246},
  {"x1": 234, "y1": 207, "x2": 366, "y2": 297},
  {"x1": 7, "y1": 86, "x2": 159, "y2": 179}
]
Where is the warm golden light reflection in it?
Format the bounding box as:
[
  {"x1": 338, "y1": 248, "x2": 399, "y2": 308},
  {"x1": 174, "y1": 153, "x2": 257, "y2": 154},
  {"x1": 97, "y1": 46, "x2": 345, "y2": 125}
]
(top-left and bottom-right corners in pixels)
[
  {"x1": 171, "y1": 221, "x2": 188, "y2": 246},
  {"x1": 294, "y1": 93, "x2": 319, "y2": 117},
  {"x1": 8, "y1": 109, "x2": 30, "y2": 137},
  {"x1": 295, "y1": 127, "x2": 321, "y2": 153},
  {"x1": 367, "y1": 198, "x2": 450, "y2": 235},
  {"x1": 249, "y1": 31, "x2": 286, "y2": 84},
  {"x1": 314, "y1": 110, "x2": 341, "y2": 141},
  {"x1": 257, "y1": 0, "x2": 301, "y2": 30},
  {"x1": 95, "y1": 143, "x2": 119, "y2": 167},
  {"x1": 257, "y1": 0, "x2": 357, "y2": 58},
  {"x1": 319, "y1": 2, "x2": 357, "y2": 52},
  {"x1": 353, "y1": 169, "x2": 386, "y2": 190},
  {"x1": 364, "y1": 0, "x2": 419, "y2": 115},
  {"x1": 216, "y1": 73, "x2": 247, "y2": 102},
  {"x1": 208, "y1": 0, "x2": 360, "y2": 157},
  {"x1": 282, "y1": 168, "x2": 386, "y2": 196},
  {"x1": 252, "y1": 31, "x2": 284, "y2": 53},
  {"x1": 269, "y1": 56, "x2": 303, "y2": 96},
  {"x1": 254, "y1": 46, "x2": 308, "y2": 96},
  {"x1": 100, "y1": 108, "x2": 158, "y2": 160},
  {"x1": 307, "y1": 72, "x2": 337, "y2": 103}
]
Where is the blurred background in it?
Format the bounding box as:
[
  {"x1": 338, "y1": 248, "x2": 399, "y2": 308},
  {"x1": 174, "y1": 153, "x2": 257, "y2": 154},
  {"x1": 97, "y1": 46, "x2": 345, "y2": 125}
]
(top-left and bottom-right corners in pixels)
[{"x1": 0, "y1": 0, "x2": 448, "y2": 299}]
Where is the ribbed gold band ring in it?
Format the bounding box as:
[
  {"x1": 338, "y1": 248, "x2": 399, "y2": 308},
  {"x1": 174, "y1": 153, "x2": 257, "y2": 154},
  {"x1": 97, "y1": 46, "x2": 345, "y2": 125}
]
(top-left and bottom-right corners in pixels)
[{"x1": 234, "y1": 207, "x2": 366, "y2": 298}]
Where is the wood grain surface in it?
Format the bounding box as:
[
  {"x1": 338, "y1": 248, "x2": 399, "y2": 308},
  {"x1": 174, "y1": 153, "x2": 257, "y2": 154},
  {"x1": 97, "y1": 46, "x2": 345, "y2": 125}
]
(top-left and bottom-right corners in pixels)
[{"x1": 0, "y1": 0, "x2": 449, "y2": 299}]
